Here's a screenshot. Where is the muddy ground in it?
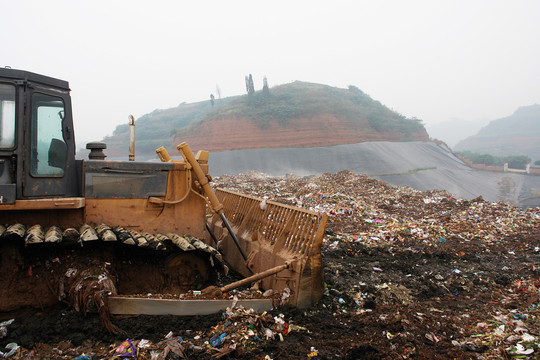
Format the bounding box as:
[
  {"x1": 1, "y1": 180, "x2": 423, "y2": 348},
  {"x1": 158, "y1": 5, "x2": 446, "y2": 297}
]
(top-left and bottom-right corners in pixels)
[{"x1": 1, "y1": 170, "x2": 540, "y2": 359}]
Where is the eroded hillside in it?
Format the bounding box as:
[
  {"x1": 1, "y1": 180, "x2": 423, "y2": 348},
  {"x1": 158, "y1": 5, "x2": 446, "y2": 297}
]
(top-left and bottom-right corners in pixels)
[
  {"x1": 176, "y1": 114, "x2": 427, "y2": 152},
  {"x1": 98, "y1": 81, "x2": 428, "y2": 156}
]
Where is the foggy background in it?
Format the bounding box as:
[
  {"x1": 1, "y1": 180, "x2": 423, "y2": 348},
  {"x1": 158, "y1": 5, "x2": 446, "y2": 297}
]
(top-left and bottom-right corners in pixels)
[{"x1": 3, "y1": 0, "x2": 540, "y2": 148}]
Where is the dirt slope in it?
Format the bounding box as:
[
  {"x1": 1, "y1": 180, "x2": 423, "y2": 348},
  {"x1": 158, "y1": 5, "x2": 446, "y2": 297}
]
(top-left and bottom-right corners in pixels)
[{"x1": 174, "y1": 115, "x2": 428, "y2": 152}]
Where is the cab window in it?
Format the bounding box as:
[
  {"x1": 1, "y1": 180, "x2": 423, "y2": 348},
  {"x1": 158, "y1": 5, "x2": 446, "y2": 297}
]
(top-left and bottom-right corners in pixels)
[
  {"x1": 0, "y1": 84, "x2": 15, "y2": 149},
  {"x1": 30, "y1": 93, "x2": 67, "y2": 176}
]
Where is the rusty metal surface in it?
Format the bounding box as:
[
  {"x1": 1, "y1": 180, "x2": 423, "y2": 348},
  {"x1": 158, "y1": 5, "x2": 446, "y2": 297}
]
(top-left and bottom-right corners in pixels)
[
  {"x1": 0, "y1": 197, "x2": 85, "y2": 210},
  {"x1": 84, "y1": 196, "x2": 206, "y2": 239},
  {"x1": 215, "y1": 188, "x2": 325, "y2": 256},
  {"x1": 0, "y1": 208, "x2": 84, "y2": 228},
  {"x1": 209, "y1": 188, "x2": 327, "y2": 308},
  {"x1": 108, "y1": 297, "x2": 275, "y2": 316}
]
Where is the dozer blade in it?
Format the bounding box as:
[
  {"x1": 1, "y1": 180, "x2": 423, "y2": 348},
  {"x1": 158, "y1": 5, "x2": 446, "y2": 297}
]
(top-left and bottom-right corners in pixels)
[
  {"x1": 173, "y1": 142, "x2": 327, "y2": 308},
  {"x1": 208, "y1": 188, "x2": 327, "y2": 308},
  {"x1": 108, "y1": 297, "x2": 275, "y2": 316}
]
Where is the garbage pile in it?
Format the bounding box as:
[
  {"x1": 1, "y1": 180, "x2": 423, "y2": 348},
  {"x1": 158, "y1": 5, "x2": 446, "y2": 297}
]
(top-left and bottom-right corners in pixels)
[
  {"x1": 0, "y1": 302, "x2": 303, "y2": 359},
  {"x1": 213, "y1": 170, "x2": 538, "y2": 250},
  {"x1": 213, "y1": 170, "x2": 540, "y2": 358},
  {"x1": 1, "y1": 170, "x2": 539, "y2": 359}
]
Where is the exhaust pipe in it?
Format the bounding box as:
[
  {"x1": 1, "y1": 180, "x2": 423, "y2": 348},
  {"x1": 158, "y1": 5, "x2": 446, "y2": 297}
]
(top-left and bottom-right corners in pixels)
[{"x1": 128, "y1": 115, "x2": 135, "y2": 161}]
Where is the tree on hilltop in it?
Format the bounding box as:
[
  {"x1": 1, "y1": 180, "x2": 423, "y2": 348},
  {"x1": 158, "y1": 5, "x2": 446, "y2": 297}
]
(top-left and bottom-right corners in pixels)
[
  {"x1": 263, "y1": 76, "x2": 270, "y2": 97},
  {"x1": 245, "y1": 74, "x2": 255, "y2": 96}
]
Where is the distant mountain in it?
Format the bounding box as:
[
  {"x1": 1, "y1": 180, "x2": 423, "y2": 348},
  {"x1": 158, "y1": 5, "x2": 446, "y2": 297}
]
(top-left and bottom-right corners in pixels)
[
  {"x1": 454, "y1": 104, "x2": 540, "y2": 161},
  {"x1": 426, "y1": 118, "x2": 489, "y2": 148},
  {"x1": 100, "y1": 81, "x2": 429, "y2": 157}
]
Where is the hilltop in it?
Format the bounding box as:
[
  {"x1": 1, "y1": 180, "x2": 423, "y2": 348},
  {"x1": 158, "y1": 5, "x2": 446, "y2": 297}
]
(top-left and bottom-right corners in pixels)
[
  {"x1": 174, "y1": 82, "x2": 428, "y2": 152},
  {"x1": 101, "y1": 81, "x2": 428, "y2": 157},
  {"x1": 454, "y1": 103, "x2": 540, "y2": 161}
]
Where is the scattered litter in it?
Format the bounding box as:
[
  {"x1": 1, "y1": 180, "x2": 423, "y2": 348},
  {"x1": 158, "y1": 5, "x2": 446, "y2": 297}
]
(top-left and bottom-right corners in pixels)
[
  {"x1": 115, "y1": 339, "x2": 136, "y2": 357},
  {"x1": 307, "y1": 346, "x2": 318, "y2": 357},
  {"x1": 0, "y1": 343, "x2": 18, "y2": 358},
  {"x1": 210, "y1": 333, "x2": 226, "y2": 347},
  {"x1": 73, "y1": 354, "x2": 93, "y2": 360},
  {"x1": 0, "y1": 319, "x2": 14, "y2": 339},
  {"x1": 513, "y1": 343, "x2": 534, "y2": 355},
  {"x1": 425, "y1": 333, "x2": 440, "y2": 343}
]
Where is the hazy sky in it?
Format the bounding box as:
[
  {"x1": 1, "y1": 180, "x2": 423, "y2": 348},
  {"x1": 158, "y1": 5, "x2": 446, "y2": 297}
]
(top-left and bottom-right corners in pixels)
[{"x1": 3, "y1": 0, "x2": 540, "y2": 148}]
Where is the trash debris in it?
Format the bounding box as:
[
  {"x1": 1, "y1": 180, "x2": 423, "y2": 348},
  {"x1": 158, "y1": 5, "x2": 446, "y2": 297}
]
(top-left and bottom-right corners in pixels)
[
  {"x1": 115, "y1": 339, "x2": 136, "y2": 357},
  {"x1": 0, "y1": 319, "x2": 14, "y2": 339},
  {"x1": 73, "y1": 354, "x2": 93, "y2": 360},
  {"x1": 425, "y1": 333, "x2": 440, "y2": 343},
  {"x1": 138, "y1": 339, "x2": 151, "y2": 349},
  {"x1": 1, "y1": 170, "x2": 538, "y2": 359},
  {"x1": 0, "y1": 343, "x2": 18, "y2": 358},
  {"x1": 156, "y1": 339, "x2": 186, "y2": 360},
  {"x1": 307, "y1": 346, "x2": 318, "y2": 357},
  {"x1": 209, "y1": 333, "x2": 226, "y2": 347},
  {"x1": 512, "y1": 343, "x2": 534, "y2": 355}
]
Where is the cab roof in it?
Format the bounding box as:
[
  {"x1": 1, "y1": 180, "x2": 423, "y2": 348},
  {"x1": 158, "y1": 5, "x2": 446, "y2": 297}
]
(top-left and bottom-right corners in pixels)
[{"x1": 0, "y1": 67, "x2": 70, "y2": 91}]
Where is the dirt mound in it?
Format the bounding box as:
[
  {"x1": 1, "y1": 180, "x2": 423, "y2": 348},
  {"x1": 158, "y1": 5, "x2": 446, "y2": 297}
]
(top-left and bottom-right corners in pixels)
[{"x1": 1, "y1": 171, "x2": 539, "y2": 359}]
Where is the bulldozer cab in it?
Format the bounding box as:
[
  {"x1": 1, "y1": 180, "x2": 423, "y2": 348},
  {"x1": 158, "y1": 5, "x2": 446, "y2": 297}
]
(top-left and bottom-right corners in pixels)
[{"x1": 0, "y1": 68, "x2": 78, "y2": 203}]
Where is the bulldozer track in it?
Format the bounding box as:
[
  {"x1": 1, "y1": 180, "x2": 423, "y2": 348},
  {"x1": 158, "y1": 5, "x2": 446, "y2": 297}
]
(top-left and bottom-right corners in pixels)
[
  {"x1": 0, "y1": 222, "x2": 230, "y2": 315},
  {"x1": 0, "y1": 222, "x2": 225, "y2": 270}
]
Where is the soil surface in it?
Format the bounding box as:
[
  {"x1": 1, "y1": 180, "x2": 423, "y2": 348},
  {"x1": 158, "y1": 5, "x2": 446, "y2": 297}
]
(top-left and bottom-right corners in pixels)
[
  {"x1": 175, "y1": 115, "x2": 428, "y2": 152},
  {"x1": 1, "y1": 170, "x2": 540, "y2": 359}
]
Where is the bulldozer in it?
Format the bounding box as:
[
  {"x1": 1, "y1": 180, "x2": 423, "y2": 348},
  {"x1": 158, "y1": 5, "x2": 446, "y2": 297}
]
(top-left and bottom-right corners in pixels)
[{"x1": 0, "y1": 68, "x2": 326, "y2": 326}]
